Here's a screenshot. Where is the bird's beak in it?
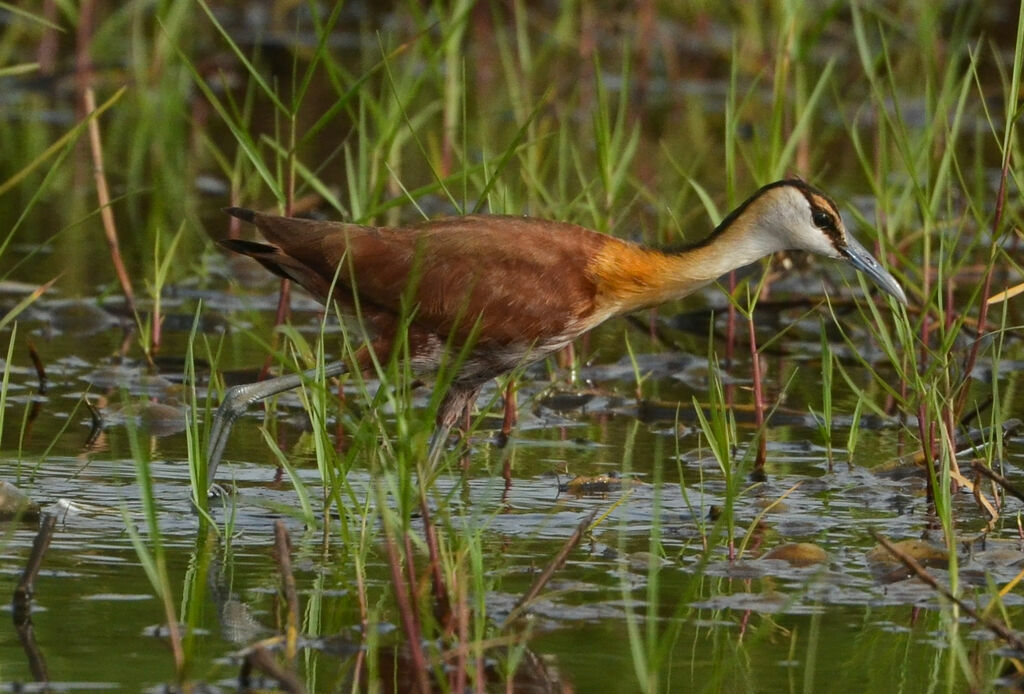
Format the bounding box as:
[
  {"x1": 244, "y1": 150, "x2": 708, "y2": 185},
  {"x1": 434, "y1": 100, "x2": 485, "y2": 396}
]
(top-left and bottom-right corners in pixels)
[{"x1": 842, "y1": 235, "x2": 908, "y2": 306}]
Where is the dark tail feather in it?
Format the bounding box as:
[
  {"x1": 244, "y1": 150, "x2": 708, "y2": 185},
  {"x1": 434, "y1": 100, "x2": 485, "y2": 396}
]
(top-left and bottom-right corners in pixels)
[
  {"x1": 219, "y1": 238, "x2": 275, "y2": 254},
  {"x1": 223, "y1": 207, "x2": 257, "y2": 223},
  {"x1": 219, "y1": 238, "x2": 294, "y2": 282}
]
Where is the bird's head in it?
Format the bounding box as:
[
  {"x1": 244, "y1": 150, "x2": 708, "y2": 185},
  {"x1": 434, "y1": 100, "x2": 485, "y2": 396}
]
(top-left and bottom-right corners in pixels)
[{"x1": 723, "y1": 179, "x2": 908, "y2": 306}]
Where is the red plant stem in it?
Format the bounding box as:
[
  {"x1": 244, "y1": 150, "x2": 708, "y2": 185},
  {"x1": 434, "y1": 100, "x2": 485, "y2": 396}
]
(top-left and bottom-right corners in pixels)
[
  {"x1": 501, "y1": 381, "x2": 517, "y2": 437},
  {"x1": 956, "y1": 147, "x2": 1010, "y2": 418},
  {"x1": 274, "y1": 522, "x2": 299, "y2": 664},
  {"x1": 404, "y1": 531, "x2": 423, "y2": 634},
  {"x1": 944, "y1": 403, "x2": 961, "y2": 488},
  {"x1": 418, "y1": 488, "x2": 453, "y2": 632},
  {"x1": 77, "y1": 2, "x2": 139, "y2": 340},
  {"x1": 383, "y1": 532, "x2": 430, "y2": 694}
]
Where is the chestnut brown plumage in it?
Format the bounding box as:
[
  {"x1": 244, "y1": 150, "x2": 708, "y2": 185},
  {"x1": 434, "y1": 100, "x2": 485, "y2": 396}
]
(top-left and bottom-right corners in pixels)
[{"x1": 207, "y1": 180, "x2": 906, "y2": 486}]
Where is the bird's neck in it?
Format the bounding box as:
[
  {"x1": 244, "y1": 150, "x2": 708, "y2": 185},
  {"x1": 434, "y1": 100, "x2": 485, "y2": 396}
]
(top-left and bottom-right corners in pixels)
[
  {"x1": 588, "y1": 219, "x2": 786, "y2": 319},
  {"x1": 681, "y1": 218, "x2": 788, "y2": 283}
]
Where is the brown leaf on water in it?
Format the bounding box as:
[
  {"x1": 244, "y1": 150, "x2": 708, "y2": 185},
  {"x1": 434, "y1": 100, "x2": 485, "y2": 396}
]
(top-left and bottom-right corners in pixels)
[
  {"x1": 559, "y1": 471, "x2": 643, "y2": 495},
  {"x1": 867, "y1": 539, "x2": 949, "y2": 583},
  {"x1": 763, "y1": 542, "x2": 828, "y2": 567}
]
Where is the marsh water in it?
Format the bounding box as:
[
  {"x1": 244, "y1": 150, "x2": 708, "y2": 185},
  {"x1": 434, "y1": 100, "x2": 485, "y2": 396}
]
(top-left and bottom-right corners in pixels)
[
  {"x1": 2, "y1": 261, "x2": 1022, "y2": 691},
  {"x1": 2, "y1": 3, "x2": 1024, "y2": 693}
]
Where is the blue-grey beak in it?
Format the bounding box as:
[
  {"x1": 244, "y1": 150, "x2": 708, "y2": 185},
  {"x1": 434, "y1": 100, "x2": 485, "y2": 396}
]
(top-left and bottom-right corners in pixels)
[{"x1": 842, "y1": 234, "x2": 908, "y2": 306}]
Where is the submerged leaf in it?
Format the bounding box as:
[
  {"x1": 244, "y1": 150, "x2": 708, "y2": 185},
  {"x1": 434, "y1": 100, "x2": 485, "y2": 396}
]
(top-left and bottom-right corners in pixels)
[{"x1": 867, "y1": 539, "x2": 949, "y2": 583}]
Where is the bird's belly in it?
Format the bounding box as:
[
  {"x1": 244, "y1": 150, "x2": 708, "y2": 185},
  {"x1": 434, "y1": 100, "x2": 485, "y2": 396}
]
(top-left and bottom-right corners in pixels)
[{"x1": 409, "y1": 333, "x2": 573, "y2": 386}]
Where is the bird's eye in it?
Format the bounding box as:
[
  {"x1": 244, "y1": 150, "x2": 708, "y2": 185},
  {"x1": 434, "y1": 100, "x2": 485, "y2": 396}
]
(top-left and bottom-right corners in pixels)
[{"x1": 812, "y1": 209, "x2": 835, "y2": 229}]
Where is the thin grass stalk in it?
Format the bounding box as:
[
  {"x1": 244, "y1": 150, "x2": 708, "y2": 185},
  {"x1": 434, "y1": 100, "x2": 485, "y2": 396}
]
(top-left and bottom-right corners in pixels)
[
  {"x1": 440, "y1": 1, "x2": 471, "y2": 177},
  {"x1": 454, "y1": 562, "x2": 469, "y2": 694},
  {"x1": 178, "y1": 529, "x2": 214, "y2": 680},
  {"x1": 694, "y1": 332, "x2": 739, "y2": 558},
  {"x1": 615, "y1": 422, "x2": 653, "y2": 693},
  {"x1": 644, "y1": 432, "x2": 668, "y2": 683},
  {"x1": 348, "y1": 495, "x2": 374, "y2": 689},
  {"x1": 258, "y1": 106, "x2": 298, "y2": 383},
  {"x1": 720, "y1": 47, "x2": 740, "y2": 401},
  {"x1": 817, "y1": 323, "x2": 835, "y2": 466},
  {"x1": 746, "y1": 312, "x2": 767, "y2": 470},
  {"x1": 300, "y1": 567, "x2": 325, "y2": 691},
  {"x1": 122, "y1": 417, "x2": 186, "y2": 683},
  {"x1": 184, "y1": 305, "x2": 211, "y2": 515},
  {"x1": 801, "y1": 611, "x2": 822, "y2": 694},
  {"x1": 0, "y1": 324, "x2": 18, "y2": 455}
]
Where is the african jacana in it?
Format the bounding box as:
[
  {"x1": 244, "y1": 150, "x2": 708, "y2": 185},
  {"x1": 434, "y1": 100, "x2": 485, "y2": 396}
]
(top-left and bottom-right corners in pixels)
[{"x1": 208, "y1": 179, "x2": 906, "y2": 486}]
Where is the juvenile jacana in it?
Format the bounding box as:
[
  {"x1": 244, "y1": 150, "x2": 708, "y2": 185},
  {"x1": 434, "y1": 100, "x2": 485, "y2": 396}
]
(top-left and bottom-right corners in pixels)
[{"x1": 208, "y1": 179, "x2": 906, "y2": 486}]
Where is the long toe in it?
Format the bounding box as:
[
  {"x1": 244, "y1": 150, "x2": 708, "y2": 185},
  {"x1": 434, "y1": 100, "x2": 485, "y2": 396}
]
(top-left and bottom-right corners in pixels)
[{"x1": 204, "y1": 361, "x2": 353, "y2": 489}]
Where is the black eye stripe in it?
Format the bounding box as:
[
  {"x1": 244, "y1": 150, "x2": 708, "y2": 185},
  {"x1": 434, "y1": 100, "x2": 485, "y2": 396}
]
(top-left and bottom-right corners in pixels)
[{"x1": 807, "y1": 204, "x2": 843, "y2": 248}]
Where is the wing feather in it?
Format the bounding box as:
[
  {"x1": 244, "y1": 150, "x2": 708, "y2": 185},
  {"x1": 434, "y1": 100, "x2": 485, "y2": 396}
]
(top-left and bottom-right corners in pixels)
[{"x1": 230, "y1": 212, "x2": 615, "y2": 347}]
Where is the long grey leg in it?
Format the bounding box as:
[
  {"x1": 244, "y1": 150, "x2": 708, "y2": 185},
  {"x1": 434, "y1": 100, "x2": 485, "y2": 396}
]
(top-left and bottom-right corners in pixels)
[
  {"x1": 426, "y1": 384, "x2": 483, "y2": 468},
  {"x1": 426, "y1": 423, "x2": 454, "y2": 468},
  {"x1": 206, "y1": 360, "x2": 350, "y2": 488}
]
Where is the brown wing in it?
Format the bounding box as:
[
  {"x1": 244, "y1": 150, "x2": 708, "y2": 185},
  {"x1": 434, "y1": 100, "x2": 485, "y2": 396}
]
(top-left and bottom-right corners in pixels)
[{"x1": 223, "y1": 211, "x2": 615, "y2": 347}]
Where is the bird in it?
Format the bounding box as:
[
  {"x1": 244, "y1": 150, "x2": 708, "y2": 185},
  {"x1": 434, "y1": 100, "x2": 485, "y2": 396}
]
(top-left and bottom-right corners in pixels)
[{"x1": 207, "y1": 179, "x2": 907, "y2": 487}]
